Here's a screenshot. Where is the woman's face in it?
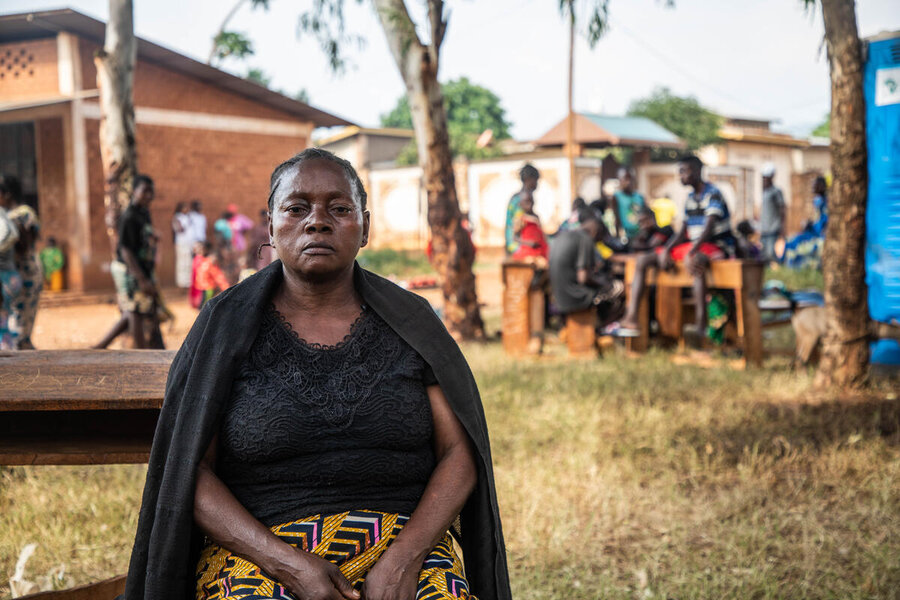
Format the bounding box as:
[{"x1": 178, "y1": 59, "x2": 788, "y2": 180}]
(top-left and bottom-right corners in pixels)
[{"x1": 269, "y1": 158, "x2": 370, "y2": 282}]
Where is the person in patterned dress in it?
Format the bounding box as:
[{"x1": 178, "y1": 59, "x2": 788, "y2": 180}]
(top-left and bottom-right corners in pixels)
[
  {"x1": 2, "y1": 175, "x2": 43, "y2": 349},
  {"x1": 121, "y1": 148, "x2": 511, "y2": 600}
]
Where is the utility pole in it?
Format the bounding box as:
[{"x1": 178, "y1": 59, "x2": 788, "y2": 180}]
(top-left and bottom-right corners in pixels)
[{"x1": 566, "y1": 0, "x2": 577, "y2": 201}]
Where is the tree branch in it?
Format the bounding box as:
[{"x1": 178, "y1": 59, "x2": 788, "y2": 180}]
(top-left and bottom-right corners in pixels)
[
  {"x1": 209, "y1": 0, "x2": 248, "y2": 64},
  {"x1": 373, "y1": 0, "x2": 423, "y2": 76},
  {"x1": 428, "y1": 0, "x2": 447, "y2": 53}
]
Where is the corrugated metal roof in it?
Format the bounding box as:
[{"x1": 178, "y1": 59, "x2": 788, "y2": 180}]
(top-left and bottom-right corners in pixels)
[
  {"x1": 534, "y1": 113, "x2": 684, "y2": 149},
  {"x1": 0, "y1": 8, "x2": 354, "y2": 128},
  {"x1": 581, "y1": 114, "x2": 682, "y2": 146}
]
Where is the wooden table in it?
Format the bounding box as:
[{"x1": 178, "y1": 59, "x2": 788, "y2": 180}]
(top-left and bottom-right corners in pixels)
[
  {"x1": 1, "y1": 350, "x2": 173, "y2": 600},
  {"x1": 618, "y1": 257, "x2": 765, "y2": 366}
]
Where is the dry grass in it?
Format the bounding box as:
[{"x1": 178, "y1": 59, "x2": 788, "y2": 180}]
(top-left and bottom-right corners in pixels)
[{"x1": 2, "y1": 340, "x2": 899, "y2": 598}]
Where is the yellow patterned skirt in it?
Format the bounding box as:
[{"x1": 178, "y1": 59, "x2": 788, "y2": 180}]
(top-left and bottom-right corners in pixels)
[{"x1": 195, "y1": 510, "x2": 475, "y2": 600}]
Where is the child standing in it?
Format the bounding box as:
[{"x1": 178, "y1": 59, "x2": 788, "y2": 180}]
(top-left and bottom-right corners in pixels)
[{"x1": 511, "y1": 190, "x2": 549, "y2": 261}]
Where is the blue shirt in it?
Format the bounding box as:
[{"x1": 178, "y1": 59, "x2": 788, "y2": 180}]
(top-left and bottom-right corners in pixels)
[{"x1": 684, "y1": 182, "x2": 732, "y2": 242}]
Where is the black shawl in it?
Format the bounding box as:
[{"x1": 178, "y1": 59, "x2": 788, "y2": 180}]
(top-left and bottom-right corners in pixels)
[{"x1": 121, "y1": 260, "x2": 512, "y2": 600}]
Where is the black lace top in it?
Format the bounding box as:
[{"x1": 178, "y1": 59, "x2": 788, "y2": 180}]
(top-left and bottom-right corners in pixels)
[{"x1": 217, "y1": 304, "x2": 438, "y2": 526}]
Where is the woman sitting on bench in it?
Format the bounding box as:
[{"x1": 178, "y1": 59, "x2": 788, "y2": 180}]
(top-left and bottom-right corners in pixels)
[{"x1": 122, "y1": 149, "x2": 511, "y2": 600}]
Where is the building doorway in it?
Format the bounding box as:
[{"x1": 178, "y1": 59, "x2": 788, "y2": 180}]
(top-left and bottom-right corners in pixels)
[{"x1": 0, "y1": 121, "x2": 38, "y2": 212}]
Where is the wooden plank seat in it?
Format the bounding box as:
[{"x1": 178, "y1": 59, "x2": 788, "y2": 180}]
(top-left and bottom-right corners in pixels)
[
  {"x1": 620, "y1": 258, "x2": 765, "y2": 366},
  {"x1": 1, "y1": 350, "x2": 173, "y2": 599},
  {"x1": 0, "y1": 350, "x2": 173, "y2": 465},
  {"x1": 17, "y1": 575, "x2": 126, "y2": 600}
]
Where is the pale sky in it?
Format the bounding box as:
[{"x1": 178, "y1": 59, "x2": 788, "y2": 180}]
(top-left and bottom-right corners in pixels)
[{"x1": 3, "y1": 0, "x2": 898, "y2": 139}]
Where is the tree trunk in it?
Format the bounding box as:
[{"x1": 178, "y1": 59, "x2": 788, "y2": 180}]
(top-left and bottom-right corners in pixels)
[
  {"x1": 815, "y1": 0, "x2": 869, "y2": 388},
  {"x1": 95, "y1": 0, "x2": 138, "y2": 252},
  {"x1": 373, "y1": 0, "x2": 484, "y2": 340}
]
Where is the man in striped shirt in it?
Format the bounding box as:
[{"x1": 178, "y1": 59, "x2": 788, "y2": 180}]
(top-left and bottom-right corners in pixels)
[{"x1": 607, "y1": 155, "x2": 735, "y2": 342}]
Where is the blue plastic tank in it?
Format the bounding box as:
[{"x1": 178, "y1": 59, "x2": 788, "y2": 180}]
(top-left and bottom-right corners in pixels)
[{"x1": 864, "y1": 31, "x2": 900, "y2": 365}]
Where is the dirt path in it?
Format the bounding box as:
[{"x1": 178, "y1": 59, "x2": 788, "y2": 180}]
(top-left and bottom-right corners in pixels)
[{"x1": 30, "y1": 267, "x2": 504, "y2": 350}]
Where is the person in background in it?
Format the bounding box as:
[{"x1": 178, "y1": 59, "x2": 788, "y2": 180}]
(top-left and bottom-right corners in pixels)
[
  {"x1": 511, "y1": 190, "x2": 549, "y2": 261},
  {"x1": 0, "y1": 181, "x2": 21, "y2": 350},
  {"x1": 2, "y1": 174, "x2": 43, "y2": 349},
  {"x1": 112, "y1": 174, "x2": 163, "y2": 349},
  {"x1": 248, "y1": 208, "x2": 274, "y2": 270},
  {"x1": 734, "y1": 220, "x2": 762, "y2": 260},
  {"x1": 759, "y1": 163, "x2": 785, "y2": 263},
  {"x1": 505, "y1": 164, "x2": 540, "y2": 255},
  {"x1": 40, "y1": 237, "x2": 65, "y2": 292},
  {"x1": 629, "y1": 206, "x2": 673, "y2": 252},
  {"x1": 172, "y1": 202, "x2": 193, "y2": 289},
  {"x1": 188, "y1": 240, "x2": 206, "y2": 309},
  {"x1": 782, "y1": 175, "x2": 828, "y2": 269},
  {"x1": 600, "y1": 179, "x2": 620, "y2": 234},
  {"x1": 612, "y1": 166, "x2": 646, "y2": 242},
  {"x1": 649, "y1": 194, "x2": 677, "y2": 229},
  {"x1": 194, "y1": 241, "x2": 231, "y2": 307},
  {"x1": 553, "y1": 197, "x2": 586, "y2": 237},
  {"x1": 227, "y1": 203, "x2": 254, "y2": 255},
  {"x1": 188, "y1": 200, "x2": 207, "y2": 245},
  {"x1": 214, "y1": 211, "x2": 233, "y2": 248},
  {"x1": 587, "y1": 199, "x2": 626, "y2": 259},
  {"x1": 549, "y1": 207, "x2": 625, "y2": 330},
  {"x1": 609, "y1": 155, "x2": 735, "y2": 341}
]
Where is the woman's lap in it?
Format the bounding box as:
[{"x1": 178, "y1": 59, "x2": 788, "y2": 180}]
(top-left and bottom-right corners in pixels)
[{"x1": 196, "y1": 510, "x2": 474, "y2": 600}]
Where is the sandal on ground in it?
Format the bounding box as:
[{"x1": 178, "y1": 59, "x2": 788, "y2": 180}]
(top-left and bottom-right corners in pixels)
[{"x1": 602, "y1": 321, "x2": 641, "y2": 338}]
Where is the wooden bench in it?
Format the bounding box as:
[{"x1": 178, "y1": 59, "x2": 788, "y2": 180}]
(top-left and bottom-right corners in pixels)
[
  {"x1": 1, "y1": 349, "x2": 173, "y2": 599},
  {"x1": 620, "y1": 258, "x2": 765, "y2": 366},
  {"x1": 501, "y1": 261, "x2": 545, "y2": 355}
]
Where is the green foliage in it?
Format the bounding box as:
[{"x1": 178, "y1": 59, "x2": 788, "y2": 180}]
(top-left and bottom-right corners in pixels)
[
  {"x1": 212, "y1": 31, "x2": 255, "y2": 62},
  {"x1": 557, "y1": 0, "x2": 674, "y2": 47},
  {"x1": 812, "y1": 113, "x2": 830, "y2": 137},
  {"x1": 297, "y1": 0, "x2": 366, "y2": 72},
  {"x1": 244, "y1": 67, "x2": 271, "y2": 87},
  {"x1": 380, "y1": 77, "x2": 513, "y2": 164},
  {"x1": 295, "y1": 88, "x2": 311, "y2": 103},
  {"x1": 627, "y1": 86, "x2": 722, "y2": 151},
  {"x1": 558, "y1": 0, "x2": 610, "y2": 46}
]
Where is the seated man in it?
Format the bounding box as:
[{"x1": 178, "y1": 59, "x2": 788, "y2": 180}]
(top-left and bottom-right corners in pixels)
[
  {"x1": 629, "y1": 206, "x2": 674, "y2": 252},
  {"x1": 549, "y1": 207, "x2": 624, "y2": 329},
  {"x1": 610, "y1": 155, "x2": 735, "y2": 340}
]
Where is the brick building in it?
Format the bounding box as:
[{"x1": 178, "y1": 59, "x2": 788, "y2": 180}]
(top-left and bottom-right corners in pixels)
[{"x1": 0, "y1": 9, "x2": 351, "y2": 291}]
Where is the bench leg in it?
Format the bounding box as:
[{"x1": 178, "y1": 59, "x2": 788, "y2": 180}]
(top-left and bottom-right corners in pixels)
[
  {"x1": 736, "y1": 282, "x2": 763, "y2": 367},
  {"x1": 625, "y1": 291, "x2": 650, "y2": 352}
]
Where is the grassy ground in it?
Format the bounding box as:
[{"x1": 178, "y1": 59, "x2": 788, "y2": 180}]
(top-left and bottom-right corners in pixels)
[
  {"x1": 2, "y1": 342, "x2": 898, "y2": 599},
  {"x1": 357, "y1": 248, "x2": 433, "y2": 278}
]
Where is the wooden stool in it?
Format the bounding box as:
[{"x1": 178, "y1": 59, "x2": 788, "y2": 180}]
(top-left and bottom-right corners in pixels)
[{"x1": 565, "y1": 308, "x2": 597, "y2": 357}]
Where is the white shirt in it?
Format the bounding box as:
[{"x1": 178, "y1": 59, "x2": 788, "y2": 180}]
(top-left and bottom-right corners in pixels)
[{"x1": 188, "y1": 211, "x2": 207, "y2": 243}]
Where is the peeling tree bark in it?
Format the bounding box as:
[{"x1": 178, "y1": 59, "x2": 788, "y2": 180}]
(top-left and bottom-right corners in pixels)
[
  {"x1": 373, "y1": 0, "x2": 484, "y2": 340},
  {"x1": 95, "y1": 0, "x2": 138, "y2": 252},
  {"x1": 815, "y1": 0, "x2": 869, "y2": 389}
]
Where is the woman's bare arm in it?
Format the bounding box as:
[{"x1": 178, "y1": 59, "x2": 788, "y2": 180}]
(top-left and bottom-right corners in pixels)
[
  {"x1": 362, "y1": 384, "x2": 478, "y2": 600},
  {"x1": 194, "y1": 435, "x2": 358, "y2": 600}
]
